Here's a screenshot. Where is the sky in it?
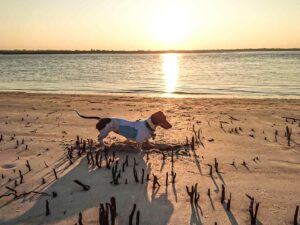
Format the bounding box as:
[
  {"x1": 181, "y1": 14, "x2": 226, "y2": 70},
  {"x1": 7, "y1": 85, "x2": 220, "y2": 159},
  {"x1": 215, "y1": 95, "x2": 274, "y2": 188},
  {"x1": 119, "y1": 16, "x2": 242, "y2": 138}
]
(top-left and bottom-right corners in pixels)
[{"x1": 0, "y1": 0, "x2": 299, "y2": 50}]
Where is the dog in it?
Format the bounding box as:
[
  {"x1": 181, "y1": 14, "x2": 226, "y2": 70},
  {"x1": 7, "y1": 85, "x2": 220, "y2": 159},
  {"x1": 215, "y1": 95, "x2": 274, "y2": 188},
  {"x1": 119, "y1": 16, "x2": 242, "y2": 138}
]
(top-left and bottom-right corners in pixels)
[{"x1": 74, "y1": 110, "x2": 172, "y2": 152}]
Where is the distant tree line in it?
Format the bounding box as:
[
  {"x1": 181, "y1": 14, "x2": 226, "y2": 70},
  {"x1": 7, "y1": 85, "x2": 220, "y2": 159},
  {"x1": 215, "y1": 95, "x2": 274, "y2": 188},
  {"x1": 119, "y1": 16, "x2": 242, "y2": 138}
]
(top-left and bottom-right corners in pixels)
[{"x1": 0, "y1": 48, "x2": 299, "y2": 54}]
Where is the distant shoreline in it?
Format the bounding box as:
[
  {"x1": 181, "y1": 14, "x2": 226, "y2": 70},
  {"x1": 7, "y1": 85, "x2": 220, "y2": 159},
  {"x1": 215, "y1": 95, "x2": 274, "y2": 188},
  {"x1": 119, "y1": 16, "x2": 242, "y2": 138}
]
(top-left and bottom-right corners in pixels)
[{"x1": 0, "y1": 48, "x2": 300, "y2": 55}]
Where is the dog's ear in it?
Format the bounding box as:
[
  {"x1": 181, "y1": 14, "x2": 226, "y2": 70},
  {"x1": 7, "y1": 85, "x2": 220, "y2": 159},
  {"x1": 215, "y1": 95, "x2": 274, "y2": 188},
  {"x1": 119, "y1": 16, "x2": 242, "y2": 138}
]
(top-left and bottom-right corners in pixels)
[{"x1": 96, "y1": 118, "x2": 111, "y2": 131}]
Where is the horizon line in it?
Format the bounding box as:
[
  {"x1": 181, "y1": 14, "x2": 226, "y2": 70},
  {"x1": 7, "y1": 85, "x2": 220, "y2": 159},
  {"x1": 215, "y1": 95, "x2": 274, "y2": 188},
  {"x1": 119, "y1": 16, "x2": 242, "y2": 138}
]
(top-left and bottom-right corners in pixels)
[{"x1": 1, "y1": 48, "x2": 300, "y2": 55}]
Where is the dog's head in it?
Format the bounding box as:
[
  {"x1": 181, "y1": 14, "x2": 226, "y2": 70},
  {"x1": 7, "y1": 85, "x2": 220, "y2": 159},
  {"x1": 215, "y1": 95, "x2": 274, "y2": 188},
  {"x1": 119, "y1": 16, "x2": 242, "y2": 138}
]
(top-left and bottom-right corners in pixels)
[{"x1": 150, "y1": 111, "x2": 172, "y2": 129}]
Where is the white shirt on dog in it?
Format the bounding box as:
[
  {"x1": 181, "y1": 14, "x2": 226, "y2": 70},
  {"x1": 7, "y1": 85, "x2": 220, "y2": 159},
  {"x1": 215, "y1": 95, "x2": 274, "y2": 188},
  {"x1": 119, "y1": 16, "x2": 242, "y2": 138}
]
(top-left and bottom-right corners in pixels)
[{"x1": 100, "y1": 117, "x2": 156, "y2": 144}]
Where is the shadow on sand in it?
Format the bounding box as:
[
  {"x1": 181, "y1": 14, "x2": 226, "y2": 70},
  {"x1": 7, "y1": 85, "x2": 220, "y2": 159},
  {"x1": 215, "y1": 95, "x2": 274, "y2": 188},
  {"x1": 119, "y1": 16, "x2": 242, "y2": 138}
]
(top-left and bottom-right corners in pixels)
[{"x1": 0, "y1": 144, "x2": 174, "y2": 225}]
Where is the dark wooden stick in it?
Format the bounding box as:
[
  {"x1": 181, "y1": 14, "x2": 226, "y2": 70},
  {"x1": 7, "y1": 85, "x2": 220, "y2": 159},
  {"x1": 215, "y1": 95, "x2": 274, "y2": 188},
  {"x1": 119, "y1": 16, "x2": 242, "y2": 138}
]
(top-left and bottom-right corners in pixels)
[
  {"x1": 172, "y1": 172, "x2": 176, "y2": 183},
  {"x1": 136, "y1": 210, "x2": 140, "y2": 225},
  {"x1": 78, "y1": 211, "x2": 83, "y2": 225},
  {"x1": 221, "y1": 184, "x2": 225, "y2": 204},
  {"x1": 165, "y1": 172, "x2": 168, "y2": 186},
  {"x1": 227, "y1": 193, "x2": 231, "y2": 211},
  {"x1": 152, "y1": 174, "x2": 160, "y2": 189},
  {"x1": 111, "y1": 197, "x2": 117, "y2": 220},
  {"x1": 214, "y1": 158, "x2": 219, "y2": 173},
  {"x1": 141, "y1": 169, "x2": 144, "y2": 184},
  {"x1": 26, "y1": 160, "x2": 31, "y2": 171},
  {"x1": 74, "y1": 179, "x2": 90, "y2": 191},
  {"x1": 46, "y1": 200, "x2": 50, "y2": 216},
  {"x1": 129, "y1": 204, "x2": 136, "y2": 225},
  {"x1": 294, "y1": 205, "x2": 299, "y2": 225},
  {"x1": 19, "y1": 170, "x2": 23, "y2": 184},
  {"x1": 53, "y1": 168, "x2": 58, "y2": 179}
]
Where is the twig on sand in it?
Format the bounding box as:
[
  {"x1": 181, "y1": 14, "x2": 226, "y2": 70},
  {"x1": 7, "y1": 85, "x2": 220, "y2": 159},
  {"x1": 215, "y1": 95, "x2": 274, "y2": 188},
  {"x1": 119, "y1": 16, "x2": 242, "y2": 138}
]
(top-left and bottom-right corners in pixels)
[
  {"x1": 129, "y1": 204, "x2": 136, "y2": 225},
  {"x1": 73, "y1": 179, "x2": 90, "y2": 191}
]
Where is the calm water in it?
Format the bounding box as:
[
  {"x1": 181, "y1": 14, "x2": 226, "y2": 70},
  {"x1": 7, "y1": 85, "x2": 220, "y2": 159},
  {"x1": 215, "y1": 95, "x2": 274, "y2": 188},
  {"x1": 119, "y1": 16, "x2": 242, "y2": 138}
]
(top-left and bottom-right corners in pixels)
[{"x1": 0, "y1": 51, "x2": 299, "y2": 98}]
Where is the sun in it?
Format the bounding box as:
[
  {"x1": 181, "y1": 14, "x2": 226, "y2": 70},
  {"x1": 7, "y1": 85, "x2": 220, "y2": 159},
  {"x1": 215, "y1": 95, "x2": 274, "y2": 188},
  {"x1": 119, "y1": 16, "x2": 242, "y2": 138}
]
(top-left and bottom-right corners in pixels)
[{"x1": 150, "y1": 7, "x2": 191, "y2": 47}]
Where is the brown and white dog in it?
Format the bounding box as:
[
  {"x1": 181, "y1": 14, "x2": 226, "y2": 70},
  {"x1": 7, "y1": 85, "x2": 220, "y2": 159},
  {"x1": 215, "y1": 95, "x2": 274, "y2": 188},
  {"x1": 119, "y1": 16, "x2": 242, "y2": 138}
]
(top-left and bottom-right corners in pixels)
[{"x1": 74, "y1": 110, "x2": 172, "y2": 152}]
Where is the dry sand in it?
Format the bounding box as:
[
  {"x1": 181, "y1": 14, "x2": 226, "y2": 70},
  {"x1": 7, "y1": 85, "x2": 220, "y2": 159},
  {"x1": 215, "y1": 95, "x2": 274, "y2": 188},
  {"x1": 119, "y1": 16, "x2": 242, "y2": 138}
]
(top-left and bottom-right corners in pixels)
[{"x1": 0, "y1": 92, "x2": 299, "y2": 225}]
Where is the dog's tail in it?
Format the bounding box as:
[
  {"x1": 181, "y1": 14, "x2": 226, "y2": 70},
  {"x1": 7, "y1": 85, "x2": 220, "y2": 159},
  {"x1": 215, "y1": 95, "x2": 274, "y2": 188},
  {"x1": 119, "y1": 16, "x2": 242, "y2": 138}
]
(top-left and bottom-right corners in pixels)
[{"x1": 73, "y1": 110, "x2": 101, "y2": 120}]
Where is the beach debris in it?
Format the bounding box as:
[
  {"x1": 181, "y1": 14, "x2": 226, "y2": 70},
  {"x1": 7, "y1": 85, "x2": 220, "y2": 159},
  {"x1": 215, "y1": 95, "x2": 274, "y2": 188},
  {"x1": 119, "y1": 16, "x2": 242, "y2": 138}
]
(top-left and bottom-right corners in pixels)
[
  {"x1": 96, "y1": 151, "x2": 102, "y2": 168},
  {"x1": 42, "y1": 177, "x2": 46, "y2": 184},
  {"x1": 78, "y1": 212, "x2": 83, "y2": 225},
  {"x1": 141, "y1": 169, "x2": 144, "y2": 184},
  {"x1": 208, "y1": 164, "x2": 213, "y2": 176},
  {"x1": 129, "y1": 203, "x2": 136, "y2": 225},
  {"x1": 74, "y1": 179, "x2": 90, "y2": 191},
  {"x1": 221, "y1": 184, "x2": 225, "y2": 204},
  {"x1": 14, "y1": 180, "x2": 18, "y2": 187},
  {"x1": 129, "y1": 204, "x2": 140, "y2": 225},
  {"x1": 246, "y1": 194, "x2": 260, "y2": 225},
  {"x1": 0, "y1": 134, "x2": 3, "y2": 142},
  {"x1": 294, "y1": 205, "x2": 299, "y2": 225},
  {"x1": 165, "y1": 172, "x2": 168, "y2": 186},
  {"x1": 122, "y1": 162, "x2": 125, "y2": 172},
  {"x1": 208, "y1": 138, "x2": 214, "y2": 142},
  {"x1": 286, "y1": 126, "x2": 292, "y2": 146},
  {"x1": 161, "y1": 152, "x2": 166, "y2": 161},
  {"x1": 19, "y1": 170, "x2": 23, "y2": 184},
  {"x1": 52, "y1": 191, "x2": 57, "y2": 198},
  {"x1": 99, "y1": 203, "x2": 109, "y2": 225},
  {"x1": 136, "y1": 210, "x2": 140, "y2": 225},
  {"x1": 214, "y1": 158, "x2": 219, "y2": 173},
  {"x1": 133, "y1": 164, "x2": 139, "y2": 183},
  {"x1": 125, "y1": 155, "x2": 129, "y2": 167},
  {"x1": 111, "y1": 160, "x2": 120, "y2": 185},
  {"x1": 227, "y1": 193, "x2": 232, "y2": 211},
  {"x1": 6, "y1": 186, "x2": 17, "y2": 196},
  {"x1": 90, "y1": 151, "x2": 95, "y2": 166},
  {"x1": 152, "y1": 174, "x2": 160, "y2": 189},
  {"x1": 25, "y1": 160, "x2": 31, "y2": 171},
  {"x1": 171, "y1": 171, "x2": 177, "y2": 183},
  {"x1": 275, "y1": 130, "x2": 278, "y2": 142},
  {"x1": 283, "y1": 116, "x2": 300, "y2": 123},
  {"x1": 112, "y1": 151, "x2": 115, "y2": 162},
  {"x1": 82, "y1": 140, "x2": 86, "y2": 152},
  {"x1": 105, "y1": 154, "x2": 111, "y2": 169},
  {"x1": 46, "y1": 200, "x2": 50, "y2": 216},
  {"x1": 208, "y1": 188, "x2": 211, "y2": 196},
  {"x1": 67, "y1": 154, "x2": 73, "y2": 165},
  {"x1": 76, "y1": 138, "x2": 81, "y2": 157},
  {"x1": 231, "y1": 161, "x2": 235, "y2": 167},
  {"x1": 191, "y1": 136, "x2": 195, "y2": 150},
  {"x1": 53, "y1": 168, "x2": 58, "y2": 179},
  {"x1": 186, "y1": 183, "x2": 199, "y2": 205}
]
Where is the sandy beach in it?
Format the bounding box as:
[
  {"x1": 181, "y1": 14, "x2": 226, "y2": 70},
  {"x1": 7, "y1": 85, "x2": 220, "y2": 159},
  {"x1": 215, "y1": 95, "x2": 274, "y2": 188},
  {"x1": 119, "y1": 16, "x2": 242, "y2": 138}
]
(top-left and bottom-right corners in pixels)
[{"x1": 0, "y1": 92, "x2": 299, "y2": 225}]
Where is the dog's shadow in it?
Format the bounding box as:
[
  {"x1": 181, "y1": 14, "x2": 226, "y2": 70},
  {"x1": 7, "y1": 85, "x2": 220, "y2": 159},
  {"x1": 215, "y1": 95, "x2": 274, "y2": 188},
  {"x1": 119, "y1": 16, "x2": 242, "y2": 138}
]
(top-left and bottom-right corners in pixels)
[{"x1": 1, "y1": 147, "x2": 174, "y2": 225}]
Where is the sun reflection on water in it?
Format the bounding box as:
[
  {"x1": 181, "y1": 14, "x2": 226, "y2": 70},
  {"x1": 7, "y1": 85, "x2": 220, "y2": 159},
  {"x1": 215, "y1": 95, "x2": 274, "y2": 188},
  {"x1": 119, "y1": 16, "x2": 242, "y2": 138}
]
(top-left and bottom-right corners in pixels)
[{"x1": 162, "y1": 54, "x2": 179, "y2": 96}]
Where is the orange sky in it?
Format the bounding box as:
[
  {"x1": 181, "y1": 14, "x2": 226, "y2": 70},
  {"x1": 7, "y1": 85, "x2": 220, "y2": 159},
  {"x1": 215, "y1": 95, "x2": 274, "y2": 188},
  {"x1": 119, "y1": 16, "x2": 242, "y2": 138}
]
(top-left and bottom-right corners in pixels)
[{"x1": 0, "y1": 0, "x2": 299, "y2": 50}]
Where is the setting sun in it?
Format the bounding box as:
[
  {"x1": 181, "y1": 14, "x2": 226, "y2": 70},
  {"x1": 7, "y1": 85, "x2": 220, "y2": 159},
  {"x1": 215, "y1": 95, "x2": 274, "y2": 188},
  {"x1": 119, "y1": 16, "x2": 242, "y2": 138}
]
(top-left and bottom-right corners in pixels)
[{"x1": 149, "y1": 6, "x2": 192, "y2": 48}]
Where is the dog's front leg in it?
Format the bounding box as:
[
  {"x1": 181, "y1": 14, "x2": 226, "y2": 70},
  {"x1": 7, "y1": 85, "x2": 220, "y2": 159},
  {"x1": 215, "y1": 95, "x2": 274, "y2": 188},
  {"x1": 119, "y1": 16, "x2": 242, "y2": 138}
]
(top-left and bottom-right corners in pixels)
[
  {"x1": 136, "y1": 142, "x2": 143, "y2": 154},
  {"x1": 97, "y1": 128, "x2": 110, "y2": 150}
]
